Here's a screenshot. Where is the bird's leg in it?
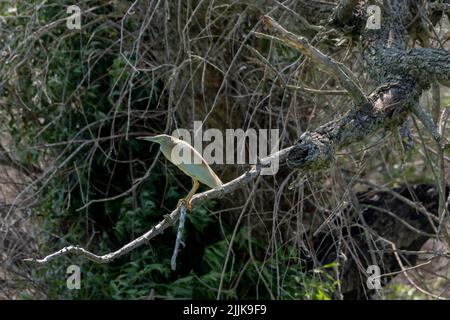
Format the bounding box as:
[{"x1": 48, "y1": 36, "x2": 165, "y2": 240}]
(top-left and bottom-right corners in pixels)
[
  {"x1": 185, "y1": 178, "x2": 199, "y2": 210},
  {"x1": 177, "y1": 178, "x2": 199, "y2": 211}
]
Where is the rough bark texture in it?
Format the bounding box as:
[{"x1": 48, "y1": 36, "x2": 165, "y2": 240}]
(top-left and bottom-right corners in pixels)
[
  {"x1": 286, "y1": 0, "x2": 450, "y2": 171},
  {"x1": 283, "y1": 0, "x2": 450, "y2": 298}
]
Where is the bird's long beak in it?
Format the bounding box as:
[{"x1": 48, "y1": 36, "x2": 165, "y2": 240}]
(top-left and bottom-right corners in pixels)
[{"x1": 137, "y1": 136, "x2": 158, "y2": 142}]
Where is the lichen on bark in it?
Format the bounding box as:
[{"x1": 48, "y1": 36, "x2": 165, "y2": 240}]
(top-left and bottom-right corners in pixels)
[{"x1": 284, "y1": 0, "x2": 450, "y2": 171}]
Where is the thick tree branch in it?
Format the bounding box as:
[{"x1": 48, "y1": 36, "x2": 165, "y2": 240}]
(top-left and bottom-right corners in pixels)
[
  {"x1": 280, "y1": 1, "x2": 450, "y2": 170},
  {"x1": 404, "y1": 48, "x2": 450, "y2": 87},
  {"x1": 287, "y1": 81, "x2": 417, "y2": 169},
  {"x1": 430, "y1": 1, "x2": 450, "y2": 14}
]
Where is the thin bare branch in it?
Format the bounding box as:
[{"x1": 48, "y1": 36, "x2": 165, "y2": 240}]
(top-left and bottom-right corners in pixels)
[{"x1": 260, "y1": 15, "x2": 369, "y2": 107}]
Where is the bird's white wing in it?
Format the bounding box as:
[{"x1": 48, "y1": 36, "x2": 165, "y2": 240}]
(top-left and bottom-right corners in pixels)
[
  {"x1": 162, "y1": 139, "x2": 222, "y2": 189},
  {"x1": 178, "y1": 161, "x2": 223, "y2": 189}
]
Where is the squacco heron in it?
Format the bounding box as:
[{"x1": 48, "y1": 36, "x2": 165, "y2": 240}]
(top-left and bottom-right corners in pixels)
[{"x1": 138, "y1": 134, "x2": 223, "y2": 210}]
